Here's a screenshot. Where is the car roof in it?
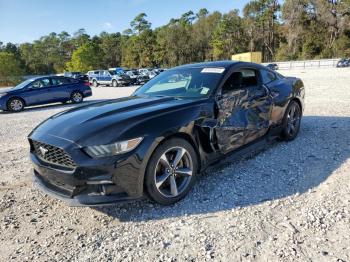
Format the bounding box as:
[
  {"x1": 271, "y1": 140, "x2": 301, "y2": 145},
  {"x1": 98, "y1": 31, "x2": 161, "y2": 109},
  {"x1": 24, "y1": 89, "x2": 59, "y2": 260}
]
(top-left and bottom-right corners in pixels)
[
  {"x1": 171, "y1": 60, "x2": 265, "y2": 70},
  {"x1": 26, "y1": 75, "x2": 76, "y2": 81},
  {"x1": 172, "y1": 60, "x2": 239, "y2": 70},
  {"x1": 26, "y1": 76, "x2": 52, "y2": 81}
]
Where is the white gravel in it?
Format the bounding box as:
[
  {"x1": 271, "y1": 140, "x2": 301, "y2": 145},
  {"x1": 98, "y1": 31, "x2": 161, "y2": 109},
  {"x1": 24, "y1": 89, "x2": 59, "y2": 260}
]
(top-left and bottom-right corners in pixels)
[{"x1": 0, "y1": 68, "x2": 350, "y2": 261}]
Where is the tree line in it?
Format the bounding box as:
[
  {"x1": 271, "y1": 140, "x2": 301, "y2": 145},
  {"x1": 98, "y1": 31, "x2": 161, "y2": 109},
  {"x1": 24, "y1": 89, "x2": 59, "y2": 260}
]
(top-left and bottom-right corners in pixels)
[{"x1": 0, "y1": 0, "x2": 350, "y2": 83}]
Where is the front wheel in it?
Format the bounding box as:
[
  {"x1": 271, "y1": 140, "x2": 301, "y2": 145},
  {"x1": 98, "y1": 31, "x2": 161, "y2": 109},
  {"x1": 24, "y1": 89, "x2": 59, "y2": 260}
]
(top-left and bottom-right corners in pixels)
[
  {"x1": 71, "y1": 91, "x2": 83, "y2": 103},
  {"x1": 145, "y1": 138, "x2": 198, "y2": 205},
  {"x1": 7, "y1": 98, "x2": 24, "y2": 112},
  {"x1": 281, "y1": 101, "x2": 302, "y2": 141},
  {"x1": 112, "y1": 80, "x2": 118, "y2": 87}
]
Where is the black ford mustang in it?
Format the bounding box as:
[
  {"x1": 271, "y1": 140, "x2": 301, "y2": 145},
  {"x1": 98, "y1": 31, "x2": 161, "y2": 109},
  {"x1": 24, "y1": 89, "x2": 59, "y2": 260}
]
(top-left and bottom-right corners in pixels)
[{"x1": 28, "y1": 61, "x2": 305, "y2": 206}]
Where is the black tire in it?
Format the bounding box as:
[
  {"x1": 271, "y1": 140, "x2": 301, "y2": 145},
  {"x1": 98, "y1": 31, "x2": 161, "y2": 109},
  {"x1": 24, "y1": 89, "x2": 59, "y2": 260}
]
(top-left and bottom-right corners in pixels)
[
  {"x1": 281, "y1": 100, "x2": 302, "y2": 141},
  {"x1": 71, "y1": 91, "x2": 83, "y2": 104},
  {"x1": 7, "y1": 97, "x2": 24, "y2": 112},
  {"x1": 145, "y1": 138, "x2": 198, "y2": 205},
  {"x1": 92, "y1": 80, "x2": 98, "y2": 87},
  {"x1": 112, "y1": 80, "x2": 118, "y2": 87}
]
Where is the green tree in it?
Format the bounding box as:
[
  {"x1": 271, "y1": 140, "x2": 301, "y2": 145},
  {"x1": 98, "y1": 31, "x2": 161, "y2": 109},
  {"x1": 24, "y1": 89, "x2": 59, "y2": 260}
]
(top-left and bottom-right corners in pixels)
[
  {"x1": 122, "y1": 13, "x2": 155, "y2": 67},
  {"x1": 66, "y1": 43, "x2": 103, "y2": 72},
  {"x1": 244, "y1": 0, "x2": 280, "y2": 61},
  {"x1": 212, "y1": 10, "x2": 248, "y2": 60},
  {"x1": 130, "y1": 13, "x2": 152, "y2": 34},
  {"x1": 99, "y1": 32, "x2": 122, "y2": 67},
  {"x1": 1, "y1": 2, "x2": 350, "y2": 76},
  {"x1": 0, "y1": 52, "x2": 24, "y2": 85}
]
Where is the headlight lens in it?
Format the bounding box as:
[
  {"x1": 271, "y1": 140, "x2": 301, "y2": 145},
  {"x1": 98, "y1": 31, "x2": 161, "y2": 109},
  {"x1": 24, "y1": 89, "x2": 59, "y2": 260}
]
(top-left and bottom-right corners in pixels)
[
  {"x1": 84, "y1": 137, "x2": 143, "y2": 158},
  {"x1": 0, "y1": 93, "x2": 8, "y2": 98}
]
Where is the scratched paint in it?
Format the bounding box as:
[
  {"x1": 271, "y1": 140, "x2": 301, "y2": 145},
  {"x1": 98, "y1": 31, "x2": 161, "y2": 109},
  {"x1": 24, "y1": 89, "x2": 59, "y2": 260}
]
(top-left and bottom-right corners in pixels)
[{"x1": 215, "y1": 86, "x2": 273, "y2": 153}]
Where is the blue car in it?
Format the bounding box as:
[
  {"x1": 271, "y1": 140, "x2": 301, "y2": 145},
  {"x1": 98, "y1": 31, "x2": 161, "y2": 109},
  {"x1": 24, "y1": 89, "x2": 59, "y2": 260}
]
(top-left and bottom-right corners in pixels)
[{"x1": 0, "y1": 76, "x2": 92, "y2": 112}]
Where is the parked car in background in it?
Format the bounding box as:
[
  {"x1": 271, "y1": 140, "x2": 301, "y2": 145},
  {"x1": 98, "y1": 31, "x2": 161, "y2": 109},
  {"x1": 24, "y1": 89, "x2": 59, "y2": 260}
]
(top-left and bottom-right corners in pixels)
[
  {"x1": 108, "y1": 67, "x2": 125, "y2": 75},
  {"x1": 148, "y1": 69, "x2": 158, "y2": 79},
  {"x1": 87, "y1": 70, "x2": 99, "y2": 78},
  {"x1": 28, "y1": 61, "x2": 305, "y2": 206},
  {"x1": 336, "y1": 58, "x2": 350, "y2": 68},
  {"x1": 64, "y1": 72, "x2": 83, "y2": 79},
  {"x1": 0, "y1": 76, "x2": 92, "y2": 112},
  {"x1": 154, "y1": 68, "x2": 166, "y2": 74},
  {"x1": 138, "y1": 68, "x2": 158, "y2": 79},
  {"x1": 125, "y1": 69, "x2": 150, "y2": 85},
  {"x1": 266, "y1": 63, "x2": 279, "y2": 70},
  {"x1": 64, "y1": 72, "x2": 89, "y2": 83},
  {"x1": 89, "y1": 70, "x2": 132, "y2": 87}
]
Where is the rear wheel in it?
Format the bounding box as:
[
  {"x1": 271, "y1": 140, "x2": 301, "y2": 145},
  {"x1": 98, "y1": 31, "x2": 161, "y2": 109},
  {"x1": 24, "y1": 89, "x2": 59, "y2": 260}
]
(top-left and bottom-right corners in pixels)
[
  {"x1": 145, "y1": 138, "x2": 198, "y2": 205},
  {"x1": 281, "y1": 101, "x2": 301, "y2": 141},
  {"x1": 71, "y1": 91, "x2": 83, "y2": 103},
  {"x1": 112, "y1": 80, "x2": 118, "y2": 87},
  {"x1": 7, "y1": 98, "x2": 24, "y2": 112}
]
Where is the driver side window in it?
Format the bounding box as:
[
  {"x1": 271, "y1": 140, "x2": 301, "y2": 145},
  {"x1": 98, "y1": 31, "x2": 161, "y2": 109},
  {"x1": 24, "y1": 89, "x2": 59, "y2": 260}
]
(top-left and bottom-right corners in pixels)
[
  {"x1": 30, "y1": 78, "x2": 51, "y2": 89},
  {"x1": 221, "y1": 69, "x2": 258, "y2": 94}
]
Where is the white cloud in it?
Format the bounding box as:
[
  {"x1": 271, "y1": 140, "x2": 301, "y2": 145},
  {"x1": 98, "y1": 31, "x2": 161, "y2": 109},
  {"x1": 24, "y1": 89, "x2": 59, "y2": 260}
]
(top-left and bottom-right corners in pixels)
[{"x1": 103, "y1": 22, "x2": 114, "y2": 29}]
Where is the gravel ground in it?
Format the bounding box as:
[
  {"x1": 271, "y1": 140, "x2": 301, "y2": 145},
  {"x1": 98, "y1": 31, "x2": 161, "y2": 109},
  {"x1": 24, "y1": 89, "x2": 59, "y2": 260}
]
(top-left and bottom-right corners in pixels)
[{"x1": 0, "y1": 68, "x2": 350, "y2": 261}]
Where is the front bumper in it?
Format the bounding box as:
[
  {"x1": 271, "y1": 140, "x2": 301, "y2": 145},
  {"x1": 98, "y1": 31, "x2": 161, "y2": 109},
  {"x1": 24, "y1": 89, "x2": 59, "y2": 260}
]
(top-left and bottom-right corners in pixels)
[
  {"x1": 31, "y1": 153, "x2": 144, "y2": 206},
  {"x1": 33, "y1": 170, "x2": 143, "y2": 206},
  {"x1": 29, "y1": 134, "x2": 150, "y2": 206},
  {"x1": 118, "y1": 80, "x2": 132, "y2": 86},
  {"x1": 0, "y1": 96, "x2": 8, "y2": 111}
]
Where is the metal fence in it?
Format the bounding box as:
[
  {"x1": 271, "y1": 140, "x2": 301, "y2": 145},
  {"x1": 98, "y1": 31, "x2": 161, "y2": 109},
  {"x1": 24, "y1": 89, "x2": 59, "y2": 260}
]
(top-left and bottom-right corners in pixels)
[{"x1": 262, "y1": 58, "x2": 340, "y2": 70}]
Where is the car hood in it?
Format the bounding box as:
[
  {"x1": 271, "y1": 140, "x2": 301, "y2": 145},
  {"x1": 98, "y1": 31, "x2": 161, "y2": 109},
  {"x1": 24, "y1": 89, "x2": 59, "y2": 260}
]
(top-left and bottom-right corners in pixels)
[
  {"x1": 30, "y1": 96, "x2": 202, "y2": 146},
  {"x1": 0, "y1": 87, "x2": 14, "y2": 94}
]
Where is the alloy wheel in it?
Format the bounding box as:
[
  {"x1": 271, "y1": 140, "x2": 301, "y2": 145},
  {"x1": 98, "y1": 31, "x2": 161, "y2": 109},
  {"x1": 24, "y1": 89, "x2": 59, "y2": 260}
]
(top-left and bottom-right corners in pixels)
[
  {"x1": 72, "y1": 92, "x2": 83, "y2": 103},
  {"x1": 10, "y1": 99, "x2": 23, "y2": 111},
  {"x1": 286, "y1": 103, "x2": 301, "y2": 137},
  {"x1": 154, "y1": 147, "x2": 193, "y2": 198}
]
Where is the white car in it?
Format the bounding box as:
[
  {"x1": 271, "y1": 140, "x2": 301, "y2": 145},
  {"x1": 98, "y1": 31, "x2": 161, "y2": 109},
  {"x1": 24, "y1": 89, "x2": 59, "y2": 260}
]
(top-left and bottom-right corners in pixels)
[{"x1": 138, "y1": 68, "x2": 158, "y2": 79}]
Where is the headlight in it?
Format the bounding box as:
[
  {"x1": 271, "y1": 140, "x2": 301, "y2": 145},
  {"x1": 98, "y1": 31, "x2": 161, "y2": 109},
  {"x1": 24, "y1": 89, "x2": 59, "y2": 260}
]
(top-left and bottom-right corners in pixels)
[
  {"x1": 84, "y1": 137, "x2": 143, "y2": 158},
  {"x1": 0, "y1": 93, "x2": 7, "y2": 98}
]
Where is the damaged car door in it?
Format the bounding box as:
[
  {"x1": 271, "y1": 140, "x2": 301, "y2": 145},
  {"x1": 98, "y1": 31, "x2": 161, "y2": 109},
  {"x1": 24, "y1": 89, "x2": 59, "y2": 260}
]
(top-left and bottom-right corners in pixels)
[{"x1": 215, "y1": 68, "x2": 273, "y2": 153}]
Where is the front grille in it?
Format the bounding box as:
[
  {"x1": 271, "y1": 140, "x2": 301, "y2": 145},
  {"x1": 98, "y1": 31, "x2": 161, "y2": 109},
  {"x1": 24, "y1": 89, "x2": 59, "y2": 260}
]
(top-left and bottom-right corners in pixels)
[{"x1": 31, "y1": 140, "x2": 76, "y2": 169}]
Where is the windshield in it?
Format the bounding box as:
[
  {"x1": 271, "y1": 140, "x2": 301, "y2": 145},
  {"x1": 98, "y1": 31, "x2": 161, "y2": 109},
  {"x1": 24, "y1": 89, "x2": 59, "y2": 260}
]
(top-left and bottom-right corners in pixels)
[
  {"x1": 12, "y1": 78, "x2": 35, "y2": 90},
  {"x1": 134, "y1": 67, "x2": 225, "y2": 98}
]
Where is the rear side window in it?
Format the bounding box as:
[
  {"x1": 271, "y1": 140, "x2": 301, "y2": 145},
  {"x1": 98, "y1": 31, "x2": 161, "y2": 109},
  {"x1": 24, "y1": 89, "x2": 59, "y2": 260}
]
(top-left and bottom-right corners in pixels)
[
  {"x1": 261, "y1": 69, "x2": 277, "y2": 84},
  {"x1": 52, "y1": 77, "x2": 77, "y2": 86},
  {"x1": 241, "y1": 69, "x2": 258, "y2": 87}
]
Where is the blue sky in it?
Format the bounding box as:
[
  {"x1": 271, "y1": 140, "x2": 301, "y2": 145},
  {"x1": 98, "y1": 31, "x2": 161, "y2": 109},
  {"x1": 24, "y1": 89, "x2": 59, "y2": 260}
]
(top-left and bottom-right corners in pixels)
[{"x1": 0, "y1": 0, "x2": 251, "y2": 44}]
